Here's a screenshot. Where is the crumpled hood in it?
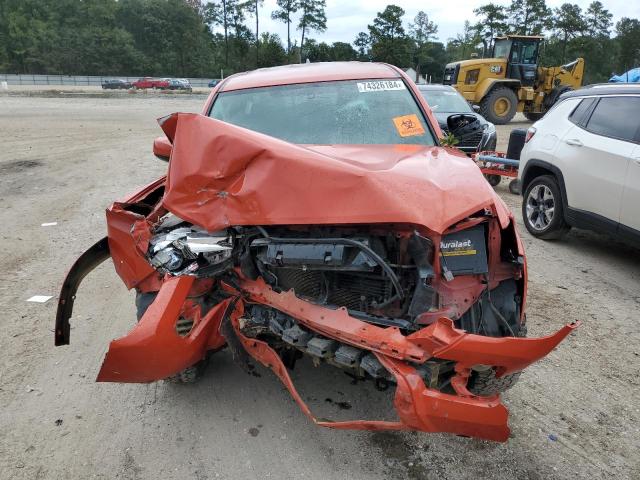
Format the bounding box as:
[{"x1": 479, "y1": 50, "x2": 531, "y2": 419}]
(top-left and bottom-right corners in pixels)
[{"x1": 162, "y1": 113, "x2": 505, "y2": 234}]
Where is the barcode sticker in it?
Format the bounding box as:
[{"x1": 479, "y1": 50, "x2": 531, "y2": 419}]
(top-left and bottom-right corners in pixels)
[{"x1": 357, "y1": 80, "x2": 406, "y2": 93}]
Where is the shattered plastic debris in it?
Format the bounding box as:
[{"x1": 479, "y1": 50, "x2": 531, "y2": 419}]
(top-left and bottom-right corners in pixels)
[{"x1": 27, "y1": 295, "x2": 53, "y2": 303}]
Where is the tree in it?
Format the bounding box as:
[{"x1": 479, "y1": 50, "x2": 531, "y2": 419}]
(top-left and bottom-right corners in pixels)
[
  {"x1": 508, "y1": 0, "x2": 550, "y2": 36},
  {"x1": 205, "y1": 0, "x2": 241, "y2": 64},
  {"x1": 367, "y1": 5, "x2": 411, "y2": 67},
  {"x1": 330, "y1": 42, "x2": 357, "y2": 61},
  {"x1": 553, "y1": 3, "x2": 586, "y2": 62},
  {"x1": 446, "y1": 21, "x2": 482, "y2": 61},
  {"x1": 409, "y1": 11, "x2": 437, "y2": 45},
  {"x1": 473, "y1": 3, "x2": 507, "y2": 52},
  {"x1": 353, "y1": 32, "x2": 370, "y2": 60},
  {"x1": 297, "y1": 0, "x2": 326, "y2": 62},
  {"x1": 271, "y1": 0, "x2": 298, "y2": 54},
  {"x1": 616, "y1": 18, "x2": 640, "y2": 71},
  {"x1": 408, "y1": 11, "x2": 438, "y2": 81},
  {"x1": 303, "y1": 39, "x2": 331, "y2": 62},
  {"x1": 242, "y1": 0, "x2": 263, "y2": 64},
  {"x1": 584, "y1": 1, "x2": 612, "y2": 38},
  {"x1": 255, "y1": 32, "x2": 287, "y2": 67}
]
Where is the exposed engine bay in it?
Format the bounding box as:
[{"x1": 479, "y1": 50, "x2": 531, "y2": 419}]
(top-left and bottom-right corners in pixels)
[
  {"x1": 146, "y1": 213, "x2": 523, "y2": 337},
  {"x1": 139, "y1": 209, "x2": 532, "y2": 397},
  {"x1": 55, "y1": 112, "x2": 578, "y2": 442}
]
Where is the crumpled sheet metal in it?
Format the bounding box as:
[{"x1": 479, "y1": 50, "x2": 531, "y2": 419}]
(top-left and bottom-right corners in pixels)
[
  {"x1": 240, "y1": 277, "x2": 578, "y2": 376},
  {"x1": 94, "y1": 272, "x2": 576, "y2": 440},
  {"x1": 96, "y1": 275, "x2": 231, "y2": 383},
  {"x1": 160, "y1": 113, "x2": 508, "y2": 235},
  {"x1": 227, "y1": 280, "x2": 577, "y2": 442},
  {"x1": 230, "y1": 310, "x2": 512, "y2": 441}
]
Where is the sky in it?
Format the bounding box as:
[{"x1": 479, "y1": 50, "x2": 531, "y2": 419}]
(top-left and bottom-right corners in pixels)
[{"x1": 226, "y1": 0, "x2": 640, "y2": 46}]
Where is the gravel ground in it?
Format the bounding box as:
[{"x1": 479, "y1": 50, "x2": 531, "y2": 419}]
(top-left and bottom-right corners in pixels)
[{"x1": 0, "y1": 93, "x2": 638, "y2": 480}]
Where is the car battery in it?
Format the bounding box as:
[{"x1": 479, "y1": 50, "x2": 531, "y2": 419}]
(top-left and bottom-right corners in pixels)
[{"x1": 439, "y1": 224, "x2": 488, "y2": 276}]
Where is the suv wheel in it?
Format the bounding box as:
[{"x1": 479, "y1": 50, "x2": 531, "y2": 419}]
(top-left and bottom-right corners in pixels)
[{"x1": 522, "y1": 175, "x2": 570, "y2": 239}]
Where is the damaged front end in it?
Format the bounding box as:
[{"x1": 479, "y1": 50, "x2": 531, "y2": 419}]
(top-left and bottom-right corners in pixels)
[{"x1": 56, "y1": 113, "x2": 578, "y2": 442}]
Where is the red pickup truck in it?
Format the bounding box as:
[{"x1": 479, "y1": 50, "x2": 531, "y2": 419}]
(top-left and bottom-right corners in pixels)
[{"x1": 132, "y1": 77, "x2": 170, "y2": 90}]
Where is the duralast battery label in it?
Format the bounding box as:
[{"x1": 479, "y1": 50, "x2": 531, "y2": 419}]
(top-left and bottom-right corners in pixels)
[
  {"x1": 440, "y1": 239, "x2": 477, "y2": 256},
  {"x1": 440, "y1": 225, "x2": 488, "y2": 275}
]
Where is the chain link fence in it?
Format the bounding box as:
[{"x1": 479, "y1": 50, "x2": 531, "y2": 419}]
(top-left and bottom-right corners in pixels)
[{"x1": 0, "y1": 74, "x2": 219, "y2": 87}]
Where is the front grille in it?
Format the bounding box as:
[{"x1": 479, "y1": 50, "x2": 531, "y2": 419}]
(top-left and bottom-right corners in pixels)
[
  {"x1": 457, "y1": 131, "x2": 484, "y2": 148},
  {"x1": 441, "y1": 129, "x2": 484, "y2": 151}
]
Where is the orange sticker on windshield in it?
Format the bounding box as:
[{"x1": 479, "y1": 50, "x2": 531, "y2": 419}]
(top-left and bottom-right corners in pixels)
[{"x1": 392, "y1": 114, "x2": 425, "y2": 137}]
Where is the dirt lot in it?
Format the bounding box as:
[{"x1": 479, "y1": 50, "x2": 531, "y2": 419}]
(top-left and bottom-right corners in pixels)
[{"x1": 1, "y1": 93, "x2": 638, "y2": 480}]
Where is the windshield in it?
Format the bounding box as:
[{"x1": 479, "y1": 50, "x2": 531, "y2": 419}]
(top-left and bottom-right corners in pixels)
[
  {"x1": 210, "y1": 79, "x2": 435, "y2": 145},
  {"x1": 419, "y1": 89, "x2": 473, "y2": 113},
  {"x1": 493, "y1": 40, "x2": 512, "y2": 59}
]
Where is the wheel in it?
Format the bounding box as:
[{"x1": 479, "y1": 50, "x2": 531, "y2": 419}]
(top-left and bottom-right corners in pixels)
[
  {"x1": 469, "y1": 324, "x2": 527, "y2": 395},
  {"x1": 135, "y1": 292, "x2": 208, "y2": 384},
  {"x1": 523, "y1": 111, "x2": 544, "y2": 121},
  {"x1": 469, "y1": 368, "x2": 522, "y2": 395},
  {"x1": 479, "y1": 87, "x2": 518, "y2": 125},
  {"x1": 544, "y1": 85, "x2": 572, "y2": 109},
  {"x1": 165, "y1": 360, "x2": 209, "y2": 384},
  {"x1": 522, "y1": 175, "x2": 570, "y2": 239},
  {"x1": 508, "y1": 179, "x2": 520, "y2": 194},
  {"x1": 485, "y1": 174, "x2": 501, "y2": 187}
]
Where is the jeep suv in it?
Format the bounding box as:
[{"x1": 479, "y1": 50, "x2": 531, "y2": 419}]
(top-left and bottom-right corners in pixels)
[{"x1": 518, "y1": 84, "x2": 640, "y2": 243}]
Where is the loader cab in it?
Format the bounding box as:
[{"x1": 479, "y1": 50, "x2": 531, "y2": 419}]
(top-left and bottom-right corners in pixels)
[{"x1": 493, "y1": 36, "x2": 542, "y2": 87}]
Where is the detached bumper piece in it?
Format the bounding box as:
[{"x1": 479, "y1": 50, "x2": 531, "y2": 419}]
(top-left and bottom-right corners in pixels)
[{"x1": 55, "y1": 237, "x2": 111, "y2": 346}]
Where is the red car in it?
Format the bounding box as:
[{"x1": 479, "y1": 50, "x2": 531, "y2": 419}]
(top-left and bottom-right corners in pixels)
[
  {"x1": 132, "y1": 77, "x2": 169, "y2": 90},
  {"x1": 56, "y1": 62, "x2": 578, "y2": 442}
]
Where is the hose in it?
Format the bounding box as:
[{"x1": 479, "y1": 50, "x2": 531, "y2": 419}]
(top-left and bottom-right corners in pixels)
[{"x1": 255, "y1": 226, "x2": 404, "y2": 301}]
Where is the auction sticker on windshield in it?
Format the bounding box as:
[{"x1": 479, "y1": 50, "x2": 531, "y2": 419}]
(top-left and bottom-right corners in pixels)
[
  {"x1": 392, "y1": 114, "x2": 426, "y2": 137},
  {"x1": 357, "y1": 80, "x2": 405, "y2": 93}
]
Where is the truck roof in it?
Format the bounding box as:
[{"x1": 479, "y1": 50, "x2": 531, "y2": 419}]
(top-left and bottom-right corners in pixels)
[{"x1": 494, "y1": 35, "x2": 544, "y2": 40}]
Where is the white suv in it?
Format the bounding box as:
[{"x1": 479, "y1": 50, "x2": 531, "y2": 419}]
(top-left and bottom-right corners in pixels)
[{"x1": 518, "y1": 84, "x2": 640, "y2": 243}]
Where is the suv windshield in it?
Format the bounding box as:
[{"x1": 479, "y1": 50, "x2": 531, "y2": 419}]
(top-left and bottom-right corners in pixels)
[
  {"x1": 210, "y1": 79, "x2": 435, "y2": 145},
  {"x1": 419, "y1": 88, "x2": 473, "y2": 113}
]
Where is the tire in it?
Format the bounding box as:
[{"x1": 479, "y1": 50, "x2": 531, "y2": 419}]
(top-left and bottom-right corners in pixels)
[
  {"x1": 135, "y1": 292, "x2": 208, "y2": 384},
  {"x1": 522, "y1": 175, "x2": 570, "y2": 240},
  {"x1": 469, "y1": 324, "x2": 527, "y2": 395},
  {"x1": 508, "y1": 179, "x2": 521, "y2": 195},
  {"x1": 544, "y1": 85, "x2": 572, "y2": 110},
  {"x1": 523, "y1": 111, "x2": 544, "y2": 122},
  {"x1": 469, "y1": 368, "x2": 522, "y2": 396},
  {"x1": 485, "y1": 174, "x2": 501, "y2": 187},
  {"x1": 479, "y1": 87, "x2": 518, "y2": 125}
]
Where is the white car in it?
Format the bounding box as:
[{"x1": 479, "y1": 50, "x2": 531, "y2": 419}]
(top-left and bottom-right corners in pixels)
[{"x1": 518, "y1": 84, "x2": 640, "y2": 243}]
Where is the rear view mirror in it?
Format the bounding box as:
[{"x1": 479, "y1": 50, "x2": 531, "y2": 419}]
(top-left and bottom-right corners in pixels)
[
  {"x1": 472, "y1": 104, "x2": 481, "y2": 113},
  {"x1": 153, "y1": 136, "x2": 172, "y2": 161}
]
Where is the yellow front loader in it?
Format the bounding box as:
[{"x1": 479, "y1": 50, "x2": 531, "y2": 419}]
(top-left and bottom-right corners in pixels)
[{"x1": 443, "y1": 35, "x2": 584, "y2": 124}]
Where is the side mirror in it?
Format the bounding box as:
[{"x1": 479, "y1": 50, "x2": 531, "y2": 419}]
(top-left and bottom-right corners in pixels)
[
  {"x1": 447, "y1": 113, "x2": 481, "y2": 133},
  {"x1": 153, "y1": 136, "x2": 172, "y2": 161},
  {"x1": 472, "y1": 104, "x2": 481, "y2": 113}
]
